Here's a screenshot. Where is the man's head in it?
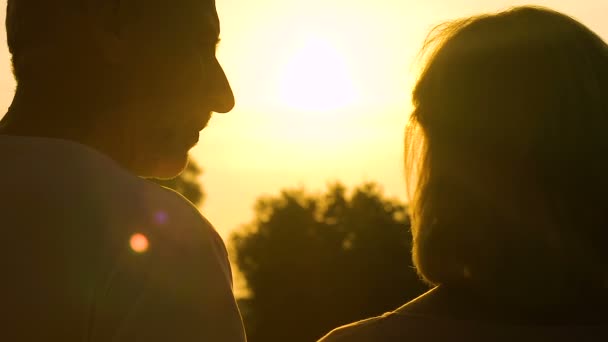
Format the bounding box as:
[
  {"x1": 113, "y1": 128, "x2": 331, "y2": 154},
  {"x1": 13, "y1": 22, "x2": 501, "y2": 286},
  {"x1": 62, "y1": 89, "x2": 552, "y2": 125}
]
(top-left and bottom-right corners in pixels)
[{"x1": 5, "y1": 0, "x2": 234, "y2": 178}]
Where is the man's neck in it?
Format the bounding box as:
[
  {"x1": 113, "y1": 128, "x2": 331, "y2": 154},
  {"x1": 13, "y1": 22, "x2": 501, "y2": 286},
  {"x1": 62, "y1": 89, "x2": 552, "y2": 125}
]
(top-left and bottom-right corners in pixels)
[
  {"x1": 0, "y1": 87, "x2": 137, "y2": 173},
  {"x1": 1, "y1": 85, "x2": 104, "y2": 140}
]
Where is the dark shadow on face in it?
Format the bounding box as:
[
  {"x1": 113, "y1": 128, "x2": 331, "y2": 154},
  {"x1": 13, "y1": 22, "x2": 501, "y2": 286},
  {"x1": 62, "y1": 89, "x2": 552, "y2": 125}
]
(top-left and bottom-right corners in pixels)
[{"x1": 122, "y1": 0, "x2": 234, "y2": 178}]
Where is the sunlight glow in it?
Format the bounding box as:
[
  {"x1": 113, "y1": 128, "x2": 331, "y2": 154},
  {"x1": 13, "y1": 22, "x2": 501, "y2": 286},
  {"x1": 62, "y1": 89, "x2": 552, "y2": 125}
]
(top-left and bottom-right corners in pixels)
[
  {"x1": 277, "y1": 35, "x2": 358, "y2": 112},
  {"x1": 130, "y1": 233, "x2": 149, "y2": 254}
]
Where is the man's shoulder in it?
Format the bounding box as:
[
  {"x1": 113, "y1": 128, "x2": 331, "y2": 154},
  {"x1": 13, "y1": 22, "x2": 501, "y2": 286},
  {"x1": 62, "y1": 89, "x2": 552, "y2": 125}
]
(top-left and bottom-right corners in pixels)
[
  {"x1": 0, "y1": 134, "x2": 141, "y2": 193},
  {"x1": 0, "y1": 134, "x2": 227, "y2": 261},
  {"x1": 91, "y1": 184, "x2": 243, "y2": 342},
  {"x1": 137, "y1": 182, "x2": 232, "y2": 277},
  {"x1": 143, "y1": 183, "x2": 223, "y2": 245}
]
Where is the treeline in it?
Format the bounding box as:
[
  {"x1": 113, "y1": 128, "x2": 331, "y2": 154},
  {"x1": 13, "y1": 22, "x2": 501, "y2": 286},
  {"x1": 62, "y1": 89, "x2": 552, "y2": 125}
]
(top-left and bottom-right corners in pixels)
[{"x1": 231, "y1": 183, "x2": 427, "y2": 342}]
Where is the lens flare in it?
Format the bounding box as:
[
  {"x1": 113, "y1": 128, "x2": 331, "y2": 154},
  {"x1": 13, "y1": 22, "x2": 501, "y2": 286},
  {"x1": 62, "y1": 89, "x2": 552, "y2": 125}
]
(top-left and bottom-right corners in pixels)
[
  {"x1": 154, "y1": 211, "x2": 169, "y2": 225},
  {"x1": 130, "y1": 233, "x2": 149, "y2": 254}
]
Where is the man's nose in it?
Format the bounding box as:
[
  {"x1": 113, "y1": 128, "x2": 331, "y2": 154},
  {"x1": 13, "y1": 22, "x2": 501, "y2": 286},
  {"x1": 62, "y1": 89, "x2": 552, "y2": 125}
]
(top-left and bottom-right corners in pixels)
[{"x1": 208, "y1": 58, "x2": 235, "y2": 113}]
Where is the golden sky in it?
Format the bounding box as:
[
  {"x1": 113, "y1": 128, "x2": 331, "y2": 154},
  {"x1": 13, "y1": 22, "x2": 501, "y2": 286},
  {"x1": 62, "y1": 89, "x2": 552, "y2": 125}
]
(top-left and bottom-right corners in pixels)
[{"x1": 0, "y1": 0, "x2": 607, "y2": 238}]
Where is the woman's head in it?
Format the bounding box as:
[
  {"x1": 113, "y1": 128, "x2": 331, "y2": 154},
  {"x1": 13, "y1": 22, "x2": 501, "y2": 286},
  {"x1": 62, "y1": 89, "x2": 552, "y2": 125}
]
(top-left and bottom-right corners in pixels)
[{"x1": 407, "y1": 6, "x2": 607, "y2": 308}]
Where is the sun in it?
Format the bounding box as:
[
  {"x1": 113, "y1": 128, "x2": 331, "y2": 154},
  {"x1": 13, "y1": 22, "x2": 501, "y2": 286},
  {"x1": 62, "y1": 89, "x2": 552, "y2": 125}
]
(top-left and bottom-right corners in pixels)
[{"x1": 277, "y1": 35, "x2": 358, "y2": 112}]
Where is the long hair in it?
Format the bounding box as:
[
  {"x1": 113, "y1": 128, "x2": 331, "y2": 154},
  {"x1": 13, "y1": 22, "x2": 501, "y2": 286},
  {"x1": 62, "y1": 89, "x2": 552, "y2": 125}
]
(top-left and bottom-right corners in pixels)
[{"x1": 406, "y1": 6, "x2": 608, "y2": 310}]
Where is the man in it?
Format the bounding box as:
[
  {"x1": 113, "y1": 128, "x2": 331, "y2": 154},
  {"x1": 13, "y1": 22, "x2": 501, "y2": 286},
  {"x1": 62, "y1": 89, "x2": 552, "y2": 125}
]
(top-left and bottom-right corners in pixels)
[{"x1": 0, "y1": 0, "x2": 246, "y2": 341}]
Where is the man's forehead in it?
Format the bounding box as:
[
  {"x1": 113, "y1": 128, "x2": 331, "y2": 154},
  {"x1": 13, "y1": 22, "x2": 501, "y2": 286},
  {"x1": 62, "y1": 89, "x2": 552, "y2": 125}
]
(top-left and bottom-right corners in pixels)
[
  {"x1": 205, "y1": 3, "x2": 220, "y2": 35},
  {"x1": 96, "y1": 1, "x2": 222, "y2": 36},
  {"x1": 165, "y1": 0, "x2": 220, "y2": 35}
]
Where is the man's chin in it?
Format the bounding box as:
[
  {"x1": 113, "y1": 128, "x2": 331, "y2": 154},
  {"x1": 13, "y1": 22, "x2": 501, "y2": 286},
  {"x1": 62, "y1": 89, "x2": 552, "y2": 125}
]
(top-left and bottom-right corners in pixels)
[{"x1": 138, "y1": 154, "x2": 190, "y2": 180}]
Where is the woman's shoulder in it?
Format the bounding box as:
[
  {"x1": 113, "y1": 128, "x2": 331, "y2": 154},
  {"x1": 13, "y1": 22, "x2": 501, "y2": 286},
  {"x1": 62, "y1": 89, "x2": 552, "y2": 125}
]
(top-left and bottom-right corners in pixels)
[
  {"x1": 316, "y1": 312, "x2": 406, "y2": 342},
  {"x1": 318, "y1": 287, "x2": 607, "y2": 342},
  {"x1": 317, "y1": 289, "x2": 442, "y2": 342}
]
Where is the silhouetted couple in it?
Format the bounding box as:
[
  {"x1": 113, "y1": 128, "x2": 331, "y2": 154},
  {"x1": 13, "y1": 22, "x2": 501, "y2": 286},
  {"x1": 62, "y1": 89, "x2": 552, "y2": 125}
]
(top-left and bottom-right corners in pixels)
[{"x1": 0, "y1": 1, "x2": 605, "y2": 341}]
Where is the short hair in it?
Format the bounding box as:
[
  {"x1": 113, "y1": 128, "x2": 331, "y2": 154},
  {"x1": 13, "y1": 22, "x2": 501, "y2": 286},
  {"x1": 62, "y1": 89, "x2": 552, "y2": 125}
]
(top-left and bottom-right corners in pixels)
[
  {"x1": 406, "y1": 6, "x2": 608, "y2": 306},
  {"x1": 6, "y1": 0, "x2": 183, "y2": 83},
  {"x1": 6, "y1": 0, "x2": 214, "y2": 83},
  {"x1": 6, "y1": 0, "x2": 118, "y2": 82}
]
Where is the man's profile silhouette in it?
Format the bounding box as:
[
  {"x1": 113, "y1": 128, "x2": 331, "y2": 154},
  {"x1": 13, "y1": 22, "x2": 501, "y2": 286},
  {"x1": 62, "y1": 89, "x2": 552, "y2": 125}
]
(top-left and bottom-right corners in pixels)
[{"x1": 0, "y1": 0, "x2": 246, "y2": 341}]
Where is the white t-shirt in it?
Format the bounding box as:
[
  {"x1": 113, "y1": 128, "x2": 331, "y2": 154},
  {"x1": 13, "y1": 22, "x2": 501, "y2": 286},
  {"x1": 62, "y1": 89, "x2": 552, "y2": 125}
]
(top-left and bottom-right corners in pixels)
[{"x1": 0, "y1": 134, "x2": 247, "y2": 341}]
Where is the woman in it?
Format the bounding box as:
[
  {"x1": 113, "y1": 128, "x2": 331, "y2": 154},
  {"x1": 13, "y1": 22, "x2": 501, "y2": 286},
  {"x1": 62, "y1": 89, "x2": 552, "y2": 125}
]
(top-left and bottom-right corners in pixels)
[{"x1": 319, "y1": 6, "x2": 607, "y2": 341}]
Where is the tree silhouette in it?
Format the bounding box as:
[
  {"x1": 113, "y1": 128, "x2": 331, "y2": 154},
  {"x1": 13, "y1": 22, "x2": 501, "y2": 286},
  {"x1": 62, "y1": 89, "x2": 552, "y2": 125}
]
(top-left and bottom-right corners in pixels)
[
  {"x1": 149, "y1": 159, "x2": 205, "y2": 206},
  {"x1": 231, "y1": 182, "x2": 428, "y2": 342}
]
